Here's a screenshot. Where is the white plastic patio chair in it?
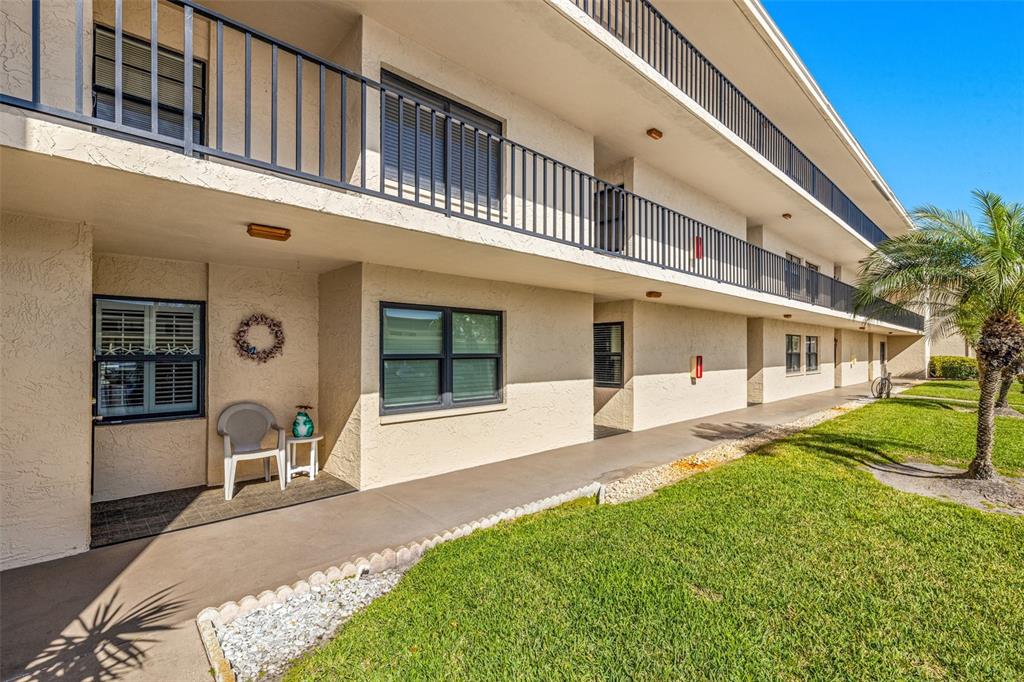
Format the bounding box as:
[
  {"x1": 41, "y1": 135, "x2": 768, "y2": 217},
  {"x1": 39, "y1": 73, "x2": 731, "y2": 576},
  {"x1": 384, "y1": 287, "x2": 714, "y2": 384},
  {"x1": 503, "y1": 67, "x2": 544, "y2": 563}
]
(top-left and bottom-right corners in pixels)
[{"x1": 217, "y1": 402, "x2": 287, "y2": 501}]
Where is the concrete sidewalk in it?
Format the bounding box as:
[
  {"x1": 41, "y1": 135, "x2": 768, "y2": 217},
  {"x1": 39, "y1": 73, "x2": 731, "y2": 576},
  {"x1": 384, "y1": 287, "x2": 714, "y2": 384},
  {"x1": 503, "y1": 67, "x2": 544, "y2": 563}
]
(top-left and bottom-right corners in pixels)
[{"x1": 1, "y1": 383, "x2": 876, "y2": 681}]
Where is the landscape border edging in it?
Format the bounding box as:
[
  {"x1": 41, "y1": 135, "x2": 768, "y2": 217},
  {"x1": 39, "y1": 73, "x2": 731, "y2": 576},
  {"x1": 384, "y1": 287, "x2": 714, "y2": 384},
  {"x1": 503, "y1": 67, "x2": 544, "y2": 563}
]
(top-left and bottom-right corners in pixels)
[{"x1": 195, "y1": 481, "x2": 603, "y2": 678}]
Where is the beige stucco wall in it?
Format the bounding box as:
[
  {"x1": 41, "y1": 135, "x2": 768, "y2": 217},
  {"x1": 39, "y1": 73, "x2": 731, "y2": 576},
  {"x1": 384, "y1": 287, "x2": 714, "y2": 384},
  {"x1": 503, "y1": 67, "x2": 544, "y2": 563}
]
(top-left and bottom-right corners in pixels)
[
  {"x1": 629, "y1": 158, "x2": 747, "y2": 240},
  {"x1": 886, "y1": 334, "x2": 927, "y2": 379},
  {"x1": 1, "y1": 213, "x2": 93, "y2": 570},
  {"x1": 759, "y1": 224, "x2": 834, "y2": 275},
  {"x1": 631, "y1": 301, "x2": 747, "y2": 430},
  {"x1": 1, "y1": 0, "x2": 92, "y2": 111},
  {"x1": 206, "y1": 263, "x2": 319, "y2": 484},
  {"x1": 91, "y1": 253, "x2": 209, "y2": 502},
  {"x1": 318, "y1": 263, "x2": 363, "y2": 486},
  {"x1": 931, "y1": 331, "x2": 972, "y2": 358},
  {"x1": 356, "y1": 264, "x2": 593, "y2": 489},
  {"x1": 748, "y1": 318, "x2": 835, "y2": 403},
  {"x1": 595, "y1": 299, "x2": 747, "y2": 430},
  {"x1": 593, "y1": 300, "x2": 634, "y2": 432},
  {"x1": 835, "y1": 328, "x2": 870, "y2": 387}
]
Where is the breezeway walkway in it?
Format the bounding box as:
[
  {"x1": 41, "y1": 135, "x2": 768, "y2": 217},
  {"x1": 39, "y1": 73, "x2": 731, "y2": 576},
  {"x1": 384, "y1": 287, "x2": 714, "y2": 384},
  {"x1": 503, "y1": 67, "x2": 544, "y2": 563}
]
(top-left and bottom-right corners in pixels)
[{"x1": 1, "y1": 383, "x2": 879, "y2": 681}]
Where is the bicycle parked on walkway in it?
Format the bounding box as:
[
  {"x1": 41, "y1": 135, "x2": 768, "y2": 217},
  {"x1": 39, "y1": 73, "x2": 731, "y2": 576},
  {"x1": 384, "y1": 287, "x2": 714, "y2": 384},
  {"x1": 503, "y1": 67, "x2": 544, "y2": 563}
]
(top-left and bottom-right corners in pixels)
[{"x1": 871, "y1": 371, "x2": 893, "y2": 399}]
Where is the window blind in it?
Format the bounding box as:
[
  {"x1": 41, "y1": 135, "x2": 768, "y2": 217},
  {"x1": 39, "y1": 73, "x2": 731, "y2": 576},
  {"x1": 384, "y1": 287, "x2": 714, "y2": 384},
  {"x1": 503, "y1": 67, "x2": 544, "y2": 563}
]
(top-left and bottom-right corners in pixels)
[
  {"x1": 94, "y1": 298, "x2": 203, "y2": 421},
  {"x1": 594, "y1": 322, "x2": 624, "y2": 387},
  {"x1": 93, "y1": 25, "x2": 205, "y2": 143}
]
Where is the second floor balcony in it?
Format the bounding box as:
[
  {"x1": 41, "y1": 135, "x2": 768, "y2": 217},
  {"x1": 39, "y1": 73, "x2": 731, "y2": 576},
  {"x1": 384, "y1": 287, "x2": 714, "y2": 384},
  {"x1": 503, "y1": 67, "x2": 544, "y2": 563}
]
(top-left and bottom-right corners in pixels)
[{"x1": 0, "y1": 0, "x2": 923, "y2": 331}]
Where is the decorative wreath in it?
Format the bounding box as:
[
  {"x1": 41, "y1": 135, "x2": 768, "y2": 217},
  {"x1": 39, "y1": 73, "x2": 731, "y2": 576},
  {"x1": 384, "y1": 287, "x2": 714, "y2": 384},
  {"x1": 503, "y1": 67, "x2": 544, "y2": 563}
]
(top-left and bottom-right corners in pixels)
[{"x1": 234, "y1": 313, "x2": 285, "y2": 364}]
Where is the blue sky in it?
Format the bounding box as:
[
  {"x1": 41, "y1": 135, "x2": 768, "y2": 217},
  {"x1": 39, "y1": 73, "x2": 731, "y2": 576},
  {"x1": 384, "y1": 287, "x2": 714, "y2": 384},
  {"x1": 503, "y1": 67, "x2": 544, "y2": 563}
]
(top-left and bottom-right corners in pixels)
[{"x1": 763, "y1": 0, "x2": 1024, "y2": 219}]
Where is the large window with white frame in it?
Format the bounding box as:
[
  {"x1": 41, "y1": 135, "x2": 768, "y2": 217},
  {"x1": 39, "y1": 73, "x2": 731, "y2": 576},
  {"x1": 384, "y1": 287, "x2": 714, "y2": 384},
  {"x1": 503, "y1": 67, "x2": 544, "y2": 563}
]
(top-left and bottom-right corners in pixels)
[
  {"x1": 93, "y1": 297, "x2": 205, "y2": 422},
  {"x1": 380, "y1": 303, "x2": 503, "y2": 414}
]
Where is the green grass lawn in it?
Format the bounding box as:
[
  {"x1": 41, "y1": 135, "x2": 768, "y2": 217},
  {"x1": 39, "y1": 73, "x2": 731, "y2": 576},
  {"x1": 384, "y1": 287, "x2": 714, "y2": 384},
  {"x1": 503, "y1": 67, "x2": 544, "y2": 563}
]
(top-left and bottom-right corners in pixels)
[
  {"x1": 903, "y1": 379, "x2": 1024, "y2": 408},
  {"x1": 287, "y1": 400, "x2": 1024, "y2": 681}
]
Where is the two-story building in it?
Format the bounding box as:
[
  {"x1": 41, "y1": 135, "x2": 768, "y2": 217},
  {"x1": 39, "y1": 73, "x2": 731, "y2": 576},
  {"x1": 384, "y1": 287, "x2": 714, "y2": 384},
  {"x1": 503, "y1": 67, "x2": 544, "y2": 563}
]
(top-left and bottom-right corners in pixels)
[{"x1": 0, "y1": 0, "x2": 926, "y2": 571}]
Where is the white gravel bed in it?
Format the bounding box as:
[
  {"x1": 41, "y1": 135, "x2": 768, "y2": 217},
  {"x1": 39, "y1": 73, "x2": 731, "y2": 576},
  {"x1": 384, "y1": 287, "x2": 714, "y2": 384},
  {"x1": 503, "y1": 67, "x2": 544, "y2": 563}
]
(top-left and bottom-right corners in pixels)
[
  {"x1": 603, "y1": 398, "x2": 875, "y2": 504},
  {"x1": 216, "y1": 569, "x2": 405, "y2": 681}
]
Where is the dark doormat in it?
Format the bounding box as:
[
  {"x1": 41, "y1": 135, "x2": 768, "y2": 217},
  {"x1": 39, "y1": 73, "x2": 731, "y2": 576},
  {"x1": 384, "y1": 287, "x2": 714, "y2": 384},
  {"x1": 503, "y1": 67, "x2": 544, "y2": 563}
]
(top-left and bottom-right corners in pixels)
[{"x1": 90, "y1": 473, "x2": 356, "y2": 548}]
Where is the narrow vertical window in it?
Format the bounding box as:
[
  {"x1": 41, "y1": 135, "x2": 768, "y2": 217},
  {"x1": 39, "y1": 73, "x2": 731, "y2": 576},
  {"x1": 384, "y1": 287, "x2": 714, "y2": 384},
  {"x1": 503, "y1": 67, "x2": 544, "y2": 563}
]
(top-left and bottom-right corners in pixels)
[
  {"x1": 786, "y1": 334, "x2": 801, "y2": 374},
  {"x1": 806, "y1": 336, "x2": 819, "y2": 372},
  {"x1": 594, "y1": 322, "x2": 624, "y2": 387}
]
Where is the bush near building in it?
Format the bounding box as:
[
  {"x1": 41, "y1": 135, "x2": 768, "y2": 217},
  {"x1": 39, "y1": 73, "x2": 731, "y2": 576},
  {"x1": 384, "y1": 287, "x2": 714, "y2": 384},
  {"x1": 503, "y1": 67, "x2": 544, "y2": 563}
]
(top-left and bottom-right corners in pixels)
[{"x1": 929, "y1": 355, "x2": 979, "y2": 379}]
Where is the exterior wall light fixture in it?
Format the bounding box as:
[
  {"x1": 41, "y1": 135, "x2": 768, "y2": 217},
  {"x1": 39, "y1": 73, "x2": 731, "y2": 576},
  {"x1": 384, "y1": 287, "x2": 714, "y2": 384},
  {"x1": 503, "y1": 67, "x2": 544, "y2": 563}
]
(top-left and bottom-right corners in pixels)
[
  {"x1": 247, "y1": 223, "x2": 291, "y2": 241},
  {"x1": 646, "y1": 128, "x2": 663, "y2": 140},
  {"x1": 782, "y1": 213, "x2": 793, "y2": 220},
  {"x1": 645, "y1": 291, "x2": 662, "y2": 299}
]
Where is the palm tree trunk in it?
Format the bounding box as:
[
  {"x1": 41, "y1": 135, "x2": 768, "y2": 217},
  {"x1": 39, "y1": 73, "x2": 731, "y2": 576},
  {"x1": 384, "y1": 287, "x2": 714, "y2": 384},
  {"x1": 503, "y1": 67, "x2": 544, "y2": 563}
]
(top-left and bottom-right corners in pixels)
[
  {"x1": 996, "y1": 366, "x2": 1014, "y2": 408},
  {"x1": 969, "y1": 358, "x2": 1000, "y2": 479}
]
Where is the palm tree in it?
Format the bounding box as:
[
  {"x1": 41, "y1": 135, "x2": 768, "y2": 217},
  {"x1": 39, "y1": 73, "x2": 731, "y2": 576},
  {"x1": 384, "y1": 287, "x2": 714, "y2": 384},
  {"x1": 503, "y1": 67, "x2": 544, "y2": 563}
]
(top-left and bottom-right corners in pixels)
[{"x1": 857, "y1": 190, "x2": 1024, "y2": 479}]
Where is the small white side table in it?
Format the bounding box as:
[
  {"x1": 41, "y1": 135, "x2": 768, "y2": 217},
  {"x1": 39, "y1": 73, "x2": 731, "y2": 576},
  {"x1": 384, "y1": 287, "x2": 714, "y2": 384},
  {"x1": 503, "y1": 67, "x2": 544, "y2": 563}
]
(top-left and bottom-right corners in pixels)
[{"x1": 285, "y1": 434, "x2": 323, "y2": 483}]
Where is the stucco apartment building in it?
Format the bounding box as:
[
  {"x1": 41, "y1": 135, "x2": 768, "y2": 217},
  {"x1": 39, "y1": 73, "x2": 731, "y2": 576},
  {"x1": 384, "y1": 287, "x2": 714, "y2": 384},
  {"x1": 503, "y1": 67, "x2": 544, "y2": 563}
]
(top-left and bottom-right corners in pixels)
[{"x1": 1, "y1": 0, "x2": 927, "y2": 571}]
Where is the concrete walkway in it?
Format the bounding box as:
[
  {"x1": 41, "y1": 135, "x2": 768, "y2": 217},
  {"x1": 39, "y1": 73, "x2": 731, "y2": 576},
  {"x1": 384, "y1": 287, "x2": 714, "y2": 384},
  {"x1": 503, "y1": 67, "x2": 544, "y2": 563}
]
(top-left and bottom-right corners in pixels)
[{"x1": 1, "y1": 383, "x2": 877, "y2": 681}]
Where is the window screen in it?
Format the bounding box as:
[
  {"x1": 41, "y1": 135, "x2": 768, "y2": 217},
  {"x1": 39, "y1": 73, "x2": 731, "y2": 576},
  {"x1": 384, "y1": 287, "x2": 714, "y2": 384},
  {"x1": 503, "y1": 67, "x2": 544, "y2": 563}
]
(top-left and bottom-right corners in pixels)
[
  {"x1": 94, "y1": 297, "x2": 204, "y2": 421},
  {"x1": 594, "y1": 322, "x2": 624, "y2": 387},
  {"x1": 93, "y1": 24, "x2": 206, "y2": 143}
]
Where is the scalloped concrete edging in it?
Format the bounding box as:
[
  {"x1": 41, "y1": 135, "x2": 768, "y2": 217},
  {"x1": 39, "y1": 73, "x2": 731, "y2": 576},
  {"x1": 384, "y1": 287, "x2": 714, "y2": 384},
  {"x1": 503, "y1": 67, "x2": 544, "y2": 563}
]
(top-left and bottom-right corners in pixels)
[{"x1": 196, "y1": 481, "x2": 602, "y2": 681}]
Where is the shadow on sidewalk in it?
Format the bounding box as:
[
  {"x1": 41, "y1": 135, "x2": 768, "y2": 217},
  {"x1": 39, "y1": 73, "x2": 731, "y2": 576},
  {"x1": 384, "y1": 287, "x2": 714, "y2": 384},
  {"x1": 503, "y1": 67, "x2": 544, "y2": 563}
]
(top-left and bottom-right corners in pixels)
[{"x1": 15, "y1": 584, "x2": 187, "y2": 681}]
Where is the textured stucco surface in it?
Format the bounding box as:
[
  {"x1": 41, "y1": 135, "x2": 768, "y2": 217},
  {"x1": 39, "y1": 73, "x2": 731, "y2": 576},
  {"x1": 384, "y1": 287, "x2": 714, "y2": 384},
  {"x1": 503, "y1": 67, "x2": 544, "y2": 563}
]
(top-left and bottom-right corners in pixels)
[
  {"x1": 595, "y1": 299, "x2": 748, "y2": 431},
  {"x1": 885, "y1": 334, "x2": 927, "y2": 379},
  {"x1": 92, "y1": 419, "x2": 208, "y2": 502},
  {"x1": 91, "y1": 253, "x2": 209, "y2": 501},
  {"x1": 629, "y1": 158, "x2": 747, "y2": 240},
  {"x1": 931, "y1": 331, "x2": 972, "y2": 358},
  {"x1": 748, "y1": 318, "x2": 836, "y2": 403},
  {"x1": 631, "y1": 301, "x2": 748, "y2": 430},
  {"x1": 1, "y1": 0, "x2": 91, "y2": 111},
  {"x1": 318, "y1": 263, "x2": 363, "y2": 487},
  {"x1": 836, "y1": 329, "x2": 870, "y2": 387},
  {"x1": 94, "y1": 252, "x2": 209, "y2": 302},
  {"x1": 357, "y1": 264, "x2": 593, "y2": 489},
  {"x1": 1, "y1": 213, "x2": 93, "y2": 570},
  {"x1": 207, "y1": 264, "x2": 319, "y2": 484}
]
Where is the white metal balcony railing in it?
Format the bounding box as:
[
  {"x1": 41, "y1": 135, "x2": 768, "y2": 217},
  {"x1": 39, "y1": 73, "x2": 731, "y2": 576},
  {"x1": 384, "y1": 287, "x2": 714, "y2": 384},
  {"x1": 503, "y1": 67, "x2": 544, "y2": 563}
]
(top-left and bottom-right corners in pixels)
[{"x1": 0, "y1": 0, "x2": 924, "y2": 330}]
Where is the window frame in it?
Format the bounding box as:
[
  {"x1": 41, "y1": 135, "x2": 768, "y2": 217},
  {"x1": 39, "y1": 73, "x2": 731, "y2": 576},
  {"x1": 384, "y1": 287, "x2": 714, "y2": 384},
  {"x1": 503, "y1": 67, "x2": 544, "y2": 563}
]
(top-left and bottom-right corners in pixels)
[
  {"x1": 593, "y1": 321, "x2": 625, "y2": 388},
  {"x1": 92, "y1": 23, "x2": 208, "y2": 145},
  {"x1": 379, "y1": 302, "x2": 504, "y2": 416},
  {"x1": 92, "y1": 294, "x2": 206, "y2": 425},
  {"x1": 785, "y1": 334, "x2": 802, "y2": 375},
  {"x1": 806, "y1": 335, "x2": 819, "y2": 372}
]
